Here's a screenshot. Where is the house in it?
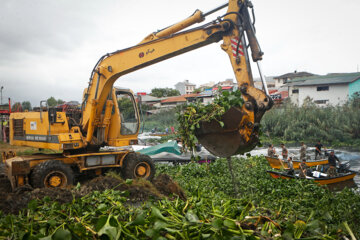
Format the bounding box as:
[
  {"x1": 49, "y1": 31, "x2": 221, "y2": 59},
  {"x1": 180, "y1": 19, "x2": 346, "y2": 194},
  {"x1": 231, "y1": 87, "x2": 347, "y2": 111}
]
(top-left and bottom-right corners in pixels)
[
  {"x1": 160, "y1": 95, "x2": 188, "y2": 108},
  {"x1": 274, "y1": 71, "x2": 315, "y2": 89},
  {"x1": 199, "y1": 81, "x2": 215, "y2": 91},
  {"x1": 138, "y1": 95, "x2": 164, "y2": 108},
  {"x1": 175, "y1": 80, "x2": 196, "y2": 95},
  {"x1": 215, "y1": 79, "x2": 235, "y2": 88},
  {"x1": 288, "y1": 72, "x2": 360, "y2": 106}
]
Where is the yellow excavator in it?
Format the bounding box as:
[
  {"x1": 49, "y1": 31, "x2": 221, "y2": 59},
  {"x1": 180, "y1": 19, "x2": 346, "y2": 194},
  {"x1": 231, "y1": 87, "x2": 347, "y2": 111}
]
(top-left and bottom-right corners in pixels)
[{"x1": 3, "y1": 0, "x2": 272, "y2": 190}]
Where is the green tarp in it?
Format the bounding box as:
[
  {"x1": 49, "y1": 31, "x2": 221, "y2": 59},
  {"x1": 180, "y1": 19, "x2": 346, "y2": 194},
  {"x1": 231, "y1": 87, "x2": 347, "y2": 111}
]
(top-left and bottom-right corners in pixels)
[{"x1": 137, "y1": 141, "x2": 181, "y2": 156}]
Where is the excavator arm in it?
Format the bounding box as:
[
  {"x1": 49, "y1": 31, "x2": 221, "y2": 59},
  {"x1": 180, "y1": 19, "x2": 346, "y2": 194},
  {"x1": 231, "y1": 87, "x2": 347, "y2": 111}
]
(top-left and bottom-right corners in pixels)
[{"x1": 81, "y1": 0, "x2": 272, "y2": 156}]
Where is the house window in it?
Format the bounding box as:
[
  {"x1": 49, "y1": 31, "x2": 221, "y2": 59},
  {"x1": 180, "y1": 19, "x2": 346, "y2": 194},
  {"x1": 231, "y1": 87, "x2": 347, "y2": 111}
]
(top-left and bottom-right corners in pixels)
[
  {"x1": 317, "y1": 86, "x2": 329, "y2": 91},
  {"x1": 314, "y1": 100, "x2": 328, "y2": 104},
  {"x1": 292, "y1": 89, "x2": 299, "y2": 94}
]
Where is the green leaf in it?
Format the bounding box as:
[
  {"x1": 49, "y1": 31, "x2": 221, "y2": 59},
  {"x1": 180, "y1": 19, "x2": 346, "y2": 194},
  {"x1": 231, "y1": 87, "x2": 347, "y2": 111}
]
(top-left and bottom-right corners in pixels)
[
  {"x1": 95, "y1": 216, "x2": 108, "y2": 231},
  {"x1": 47, "y1": 219, "x2": 57, "y2": 227},
  {"x1": 151, "y1": 206, "x2": 168, "y2": 222},
  {"x1": 97, "y1": 215, "x2": 119, "y2": 240},
  {"x1": 130, "y1": 211, "x2": 146, "y2": 226},
  {"x1": 52, "y1": 229, "x2": 71, "y2": 240},
  {"x1": 27, "y1": 199, "x2": 38, "y2": 211},
  {"x1": 97, "y1": 203, "x2": 107, "y2": 211},
  {"x1": 145, "y1": 229, "x2": 158, "y2": 238},
  {"x1": 185, "y1": 210, "x2": 199, "y2": 223},
  {"x1": 212, "y1": 219, "x2": 223, "y2": 229},
  {"x1": 153, "y1": 220, "x2": 169, "y2": 230},
  {"x1": 223, "y1": 219, "x2": 237, "y2": 229}
]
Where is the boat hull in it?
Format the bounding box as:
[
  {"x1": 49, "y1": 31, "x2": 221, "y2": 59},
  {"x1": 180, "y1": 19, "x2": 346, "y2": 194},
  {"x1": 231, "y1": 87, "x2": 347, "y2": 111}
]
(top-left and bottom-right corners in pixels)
[
  {"x1": 267, "y1": 170, "x2": 357, "y2": 185},
  {"x1": 265, "y1": 156, "x2": 328, "y2": 169}
]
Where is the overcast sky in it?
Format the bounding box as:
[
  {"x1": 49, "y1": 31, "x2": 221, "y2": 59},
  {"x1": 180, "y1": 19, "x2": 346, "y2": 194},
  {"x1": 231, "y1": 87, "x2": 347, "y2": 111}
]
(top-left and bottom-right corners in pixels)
[{"x1": 1, "y1": 0, "x2": 359, "y2": 106}]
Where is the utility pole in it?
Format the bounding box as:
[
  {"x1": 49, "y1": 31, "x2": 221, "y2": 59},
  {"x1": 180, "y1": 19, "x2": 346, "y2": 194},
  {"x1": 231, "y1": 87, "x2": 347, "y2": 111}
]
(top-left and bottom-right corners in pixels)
[{"x1": 0, "y1": 86, "x2": 3, "y2": 105}]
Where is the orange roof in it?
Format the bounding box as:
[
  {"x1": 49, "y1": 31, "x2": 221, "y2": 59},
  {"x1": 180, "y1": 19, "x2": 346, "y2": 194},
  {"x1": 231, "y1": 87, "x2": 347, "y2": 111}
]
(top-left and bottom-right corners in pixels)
[
  {"x1": 161, "y1": 95, "x2": 187, "y2": 103},
  {"x1": 161, "y1": 94, "x2": 200, "y2": 103}
]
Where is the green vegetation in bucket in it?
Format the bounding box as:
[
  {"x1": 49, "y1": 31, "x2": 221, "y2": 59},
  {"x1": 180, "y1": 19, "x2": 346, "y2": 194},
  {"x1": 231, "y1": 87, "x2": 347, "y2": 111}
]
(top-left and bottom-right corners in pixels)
[{"x1": 177, "y1": 89, "x2": 244, "y2": 153}]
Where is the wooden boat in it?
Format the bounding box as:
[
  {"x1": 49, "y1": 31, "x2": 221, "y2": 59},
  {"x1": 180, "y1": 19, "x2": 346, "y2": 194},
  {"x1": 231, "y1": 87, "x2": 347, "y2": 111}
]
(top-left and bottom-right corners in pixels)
[
  {"x1": 265, "y1": 156, "x2": 328, "y2": 169},
  {"x1": 267, "y1": 170, "x2": 357, "y2": 185}
]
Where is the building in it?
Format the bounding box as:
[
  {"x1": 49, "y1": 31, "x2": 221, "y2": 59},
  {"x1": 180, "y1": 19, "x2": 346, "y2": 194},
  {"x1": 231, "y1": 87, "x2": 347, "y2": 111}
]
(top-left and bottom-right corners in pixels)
[
  {"x1": 175, "y1": 80, "x2": 196, "y2": 95},
  {"x1": 274, "y1": 71, "x2": 315, "y2": 89},
  {"x1": 138, "y1": 95, "x2": 164, "y2": 108},
  {"x1": 253, "y1": 76, "x2": 275, "y2": 90},
  {"x1": 199, "y1": 81, "x2": 215, "y2": 91},
  {"x1": 288, "y1": 72, "x2": 360, "y2": 106},
  {"x1": 215, "y1": 79, "x2": 235, "y2": 88},
  {"x1": 160, "y1": 95, "x2": 187, "y2": 108}
]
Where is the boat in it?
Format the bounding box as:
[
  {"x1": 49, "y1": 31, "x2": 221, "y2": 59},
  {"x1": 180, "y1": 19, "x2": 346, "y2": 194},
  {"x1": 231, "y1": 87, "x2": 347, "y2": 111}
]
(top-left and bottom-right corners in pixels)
[
  {"x1": 265, "y1": 156, "x2": 328, "y2": 169},
  {"x1": 136, "y1": 141, "x2": 216, "y2": 165},
  {"x1": 267, "y1": 168, "x2": 357, "y2": 186}
]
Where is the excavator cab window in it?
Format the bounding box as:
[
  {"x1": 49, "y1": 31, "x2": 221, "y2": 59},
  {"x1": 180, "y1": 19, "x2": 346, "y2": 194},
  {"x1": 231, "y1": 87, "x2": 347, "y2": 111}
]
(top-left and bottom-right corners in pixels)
[{"x1": 116, "y1": 91, "x2": 139, "y2": 135}]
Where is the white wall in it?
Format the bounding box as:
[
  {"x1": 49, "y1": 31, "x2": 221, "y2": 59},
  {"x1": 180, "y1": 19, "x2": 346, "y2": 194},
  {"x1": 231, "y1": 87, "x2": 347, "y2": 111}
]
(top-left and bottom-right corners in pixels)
[
  {"x1": 297, "y1": 84, "x2": 349, "y2": 106},
  {"x1": 288, "y1": 86, "x2": 299, "y2": 105}
]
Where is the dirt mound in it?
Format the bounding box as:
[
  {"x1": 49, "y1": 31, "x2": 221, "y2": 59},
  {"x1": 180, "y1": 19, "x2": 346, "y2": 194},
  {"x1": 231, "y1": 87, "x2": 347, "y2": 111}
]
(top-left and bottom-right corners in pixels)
[
  {"x1": 153, "y1": 174, "x2": 187, "y2": 201},
  {"x1": 0, "y1": 174, "x2": 186, "y2": 215},
  {"x1": 0, "y1": 185, "x2": 75, "y2": 214},
  {"x1": 78, "y1": 175, "x2": 163, "y2": 202}
]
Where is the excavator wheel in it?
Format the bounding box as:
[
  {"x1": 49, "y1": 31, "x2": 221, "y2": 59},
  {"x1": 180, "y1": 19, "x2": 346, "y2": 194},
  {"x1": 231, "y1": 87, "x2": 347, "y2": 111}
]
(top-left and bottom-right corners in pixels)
[
  {"x1": 30, "y1": 160, "x2": 74, "y2": 188},
  {"x1": 121, "y1": 153, "x2": 155, "y2": 181}
]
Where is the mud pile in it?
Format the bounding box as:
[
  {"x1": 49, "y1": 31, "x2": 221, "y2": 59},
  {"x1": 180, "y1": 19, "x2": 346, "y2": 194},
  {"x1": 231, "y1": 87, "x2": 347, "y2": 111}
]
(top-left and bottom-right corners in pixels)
[{"x1": 0, "y1": 174, "x2": 186, "y2": 215}]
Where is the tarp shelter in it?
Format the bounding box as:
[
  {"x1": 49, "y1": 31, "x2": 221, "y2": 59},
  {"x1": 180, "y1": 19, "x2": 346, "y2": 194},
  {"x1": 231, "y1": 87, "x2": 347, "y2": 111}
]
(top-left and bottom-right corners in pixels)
[{"x1": 137, "y1": 141, "x2": 181, "y2": 156}]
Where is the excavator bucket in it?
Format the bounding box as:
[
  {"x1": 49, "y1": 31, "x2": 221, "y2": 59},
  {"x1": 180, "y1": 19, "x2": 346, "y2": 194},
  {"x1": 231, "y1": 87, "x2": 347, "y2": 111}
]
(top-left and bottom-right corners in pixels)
[{"x1": 195, "y1": 106, "x2": 260, "y2": 157}]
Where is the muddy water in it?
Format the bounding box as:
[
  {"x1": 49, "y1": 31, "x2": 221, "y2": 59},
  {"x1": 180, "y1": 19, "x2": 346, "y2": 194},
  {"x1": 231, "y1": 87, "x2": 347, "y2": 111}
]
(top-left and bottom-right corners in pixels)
[{"x1": 249, "y1": 146, "x2": 360, "y2": 187}]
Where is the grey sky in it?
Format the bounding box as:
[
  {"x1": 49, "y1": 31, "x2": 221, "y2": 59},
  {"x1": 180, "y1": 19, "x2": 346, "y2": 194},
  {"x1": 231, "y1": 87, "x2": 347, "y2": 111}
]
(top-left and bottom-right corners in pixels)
[{"x1": 0, "y1": 0, "x2": 359, "y2": 106}]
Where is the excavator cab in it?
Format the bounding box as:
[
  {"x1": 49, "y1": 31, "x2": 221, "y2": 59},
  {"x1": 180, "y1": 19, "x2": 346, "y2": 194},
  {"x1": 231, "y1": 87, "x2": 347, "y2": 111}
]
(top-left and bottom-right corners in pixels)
[{"x1": 106, "y1": 88, "x2": 140, "y2": 147}]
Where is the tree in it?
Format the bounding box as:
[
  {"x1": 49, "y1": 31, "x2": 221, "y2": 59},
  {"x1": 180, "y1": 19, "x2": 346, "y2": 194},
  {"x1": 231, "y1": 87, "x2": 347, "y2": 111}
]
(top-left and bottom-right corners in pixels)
[
  {"x1": 21, "y1": 101, "x2": 32, "y2": 111},
  {"x1": 57, "y1": 99, "x2": 64, "y2": 105},
  {"x1": 150, "y1": 88, "x2": 180, "y2": 98},
  {"x1": 47, "y1": 97, "x2": 57, "y2": 107}
]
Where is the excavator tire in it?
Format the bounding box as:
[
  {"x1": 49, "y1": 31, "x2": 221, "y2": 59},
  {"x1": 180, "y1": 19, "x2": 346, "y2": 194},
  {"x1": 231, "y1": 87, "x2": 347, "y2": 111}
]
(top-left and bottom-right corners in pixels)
[
  {"x1": 121, "y1": 153, "x2": 155, "y2": 181},
  {"x1": 30, "y1": 160, "x2": 74, "y2": 189}
]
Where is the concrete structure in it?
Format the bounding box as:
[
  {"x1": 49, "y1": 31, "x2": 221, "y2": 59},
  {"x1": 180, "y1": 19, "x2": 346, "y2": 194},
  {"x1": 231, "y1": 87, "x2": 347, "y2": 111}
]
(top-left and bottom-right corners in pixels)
[
  {"x1": 175, "y1": 80, "x2": 196, "y2": 95},
  {"x1": 288, "y1": 72, "x2": 360, "y2": 106}
]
